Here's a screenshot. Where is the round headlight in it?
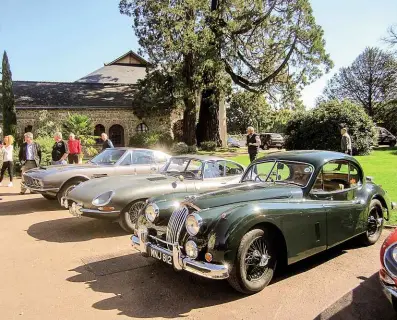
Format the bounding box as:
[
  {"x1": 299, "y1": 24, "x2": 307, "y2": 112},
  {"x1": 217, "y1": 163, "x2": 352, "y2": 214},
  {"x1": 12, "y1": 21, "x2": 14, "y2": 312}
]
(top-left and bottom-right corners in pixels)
[
  {"x1": 185, "y1": 240, "x2": 198, "y2": 259},
  {"x1": 92, "y1": 191, "x2": 114, "y2": 206},
  {"x1": 145, "y1": 203, "x2": 159, "y2": 222},
  {"x1": 384, "y1": 243, "x2": 397, "y2": 277},
  {"x1": 185, "y1": 212, "x2": 202, "y2": 236}
]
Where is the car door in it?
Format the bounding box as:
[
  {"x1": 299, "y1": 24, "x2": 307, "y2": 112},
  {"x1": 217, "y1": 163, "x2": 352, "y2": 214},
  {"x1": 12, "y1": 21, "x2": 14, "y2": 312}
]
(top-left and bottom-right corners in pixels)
[
  {"x1": 309, "y1": 160, "x2": 366, "y2": 248},
  {"x1": 115, "y1": 150, "x2": 156, "y2": 175}
]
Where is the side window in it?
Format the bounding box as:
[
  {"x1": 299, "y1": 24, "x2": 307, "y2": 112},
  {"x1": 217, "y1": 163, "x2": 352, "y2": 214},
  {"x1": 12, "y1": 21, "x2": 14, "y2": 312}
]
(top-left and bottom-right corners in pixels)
[
  {"x1": 225, "y1": 161, "x2": 244, "y2": 176},
  {"x1": 119, "y1": 152, "x2": 132, "y2": 166},
  {"x1": 313, "y1": 160, "x2": 361, "y2": 192},
  {"x1": 154, "y1": 151, "x2": 167, "y2": 163},
  {"x1": 132, "y1": 150, "x2": 154, "y2": 164},
  {"x1": 203, "y1": 161, "x2": 223, "y2": 179},
  {"x1": 243, "y1": 162, "x2": 275, "y2": 181}
]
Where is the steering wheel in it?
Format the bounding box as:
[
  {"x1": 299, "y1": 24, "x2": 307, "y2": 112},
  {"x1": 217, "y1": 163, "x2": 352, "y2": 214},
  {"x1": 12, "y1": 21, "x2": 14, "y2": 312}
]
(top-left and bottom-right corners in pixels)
[{"x1": 184, "y1": 171, "x2": 198, "y2": 179}]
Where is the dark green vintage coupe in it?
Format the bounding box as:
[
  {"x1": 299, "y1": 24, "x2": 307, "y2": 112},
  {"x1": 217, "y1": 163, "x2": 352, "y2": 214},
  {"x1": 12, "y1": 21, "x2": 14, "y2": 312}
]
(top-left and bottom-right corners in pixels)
[{"x1": 132, "y1": 151, "x2": 396, "y2": 294}]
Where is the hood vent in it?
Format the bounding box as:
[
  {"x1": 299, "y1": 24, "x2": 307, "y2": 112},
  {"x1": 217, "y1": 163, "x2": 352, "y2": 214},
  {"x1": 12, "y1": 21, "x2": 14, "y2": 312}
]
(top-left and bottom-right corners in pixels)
[{"x1": 147, "y1": 177, "x2": 167, "y2": 181}]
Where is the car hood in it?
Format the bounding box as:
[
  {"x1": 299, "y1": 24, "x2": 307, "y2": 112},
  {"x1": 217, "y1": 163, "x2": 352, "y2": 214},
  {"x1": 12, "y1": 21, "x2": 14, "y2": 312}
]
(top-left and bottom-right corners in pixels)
[
  {"x1": 186, "y1": 182, "x2": 303, "y2": 210},
  {"x1": 26, "y1": 164, "x2": 105, "y2": 175},
  {"x1": 68, "y1": 174, "x2": 175, "y2": 200}
]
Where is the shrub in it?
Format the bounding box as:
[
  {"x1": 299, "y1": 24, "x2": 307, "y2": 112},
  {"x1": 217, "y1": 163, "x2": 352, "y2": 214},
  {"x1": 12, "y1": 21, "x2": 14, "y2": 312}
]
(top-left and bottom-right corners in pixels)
[
  {"x1": 129, "y1": 131, "x2": 173, "y2": 149},
  {"x1": 284, "y1": 100, "x2": 377, "y2": 155},
  {"x1": 200, "y1": 141, "x2": 217, "y2": 151},
  {"x1": 172, "y1": 142, "x2": 189, "y2": 155},
  {"x1": 187, "y1": 145, "x2": 198, "y2": 153},
  {"x1": 35, "y1": 136, "x2": 54, "y2": 166}
]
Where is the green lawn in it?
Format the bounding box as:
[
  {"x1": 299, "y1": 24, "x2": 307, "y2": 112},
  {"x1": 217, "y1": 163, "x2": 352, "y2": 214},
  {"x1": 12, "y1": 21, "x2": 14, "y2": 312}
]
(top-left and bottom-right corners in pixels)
[{"x1": 226, "y1": 148, "x2": 397, "y2": 225}]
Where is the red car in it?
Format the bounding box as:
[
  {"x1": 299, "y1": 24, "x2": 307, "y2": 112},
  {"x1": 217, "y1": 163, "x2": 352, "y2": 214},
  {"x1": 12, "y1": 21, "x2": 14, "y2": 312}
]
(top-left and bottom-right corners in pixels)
[{"x1": 380, "y1": 222, "x2": 397, "y2": 311}]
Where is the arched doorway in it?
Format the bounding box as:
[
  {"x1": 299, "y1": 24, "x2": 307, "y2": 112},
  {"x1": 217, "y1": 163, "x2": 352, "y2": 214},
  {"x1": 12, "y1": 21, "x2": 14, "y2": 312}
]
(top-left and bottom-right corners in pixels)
[
  {"x1": 94, "y1": 124, "x2": 105, "y2": 144},
  {"x1": 24, "y1": 125, "x2": 33, "y2": 133},
  {"x1": 109, "y1": 124, "x2": 124, "y2": 147},
  {"x1": 136, "y1": 123, "x2": 149, "y2": 133}
]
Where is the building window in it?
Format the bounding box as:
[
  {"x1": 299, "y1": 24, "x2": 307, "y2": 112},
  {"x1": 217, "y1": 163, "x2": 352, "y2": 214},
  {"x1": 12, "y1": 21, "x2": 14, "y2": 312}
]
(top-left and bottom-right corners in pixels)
[
  {"x1": 109, "y1": 124, "x2": 125, "y2": 147},
  {"x1": 136, "y1": 123, "x2": 149, "y2": 133},
  {"x1": 24, "y1": 125, "x2": 33, "y2": 133},
  {"x1": 94, "y1": 124, "x2": 105, "y2": 144}
]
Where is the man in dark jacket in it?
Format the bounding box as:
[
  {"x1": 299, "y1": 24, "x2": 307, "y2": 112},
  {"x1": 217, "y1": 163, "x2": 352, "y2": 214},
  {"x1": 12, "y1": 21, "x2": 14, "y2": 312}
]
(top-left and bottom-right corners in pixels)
[
  {"x1": 246, "y1": 126, "x2": 261, "y2": 163},
  {"x1": 19, "y1": 132, "x2": 42, "y2": 194},
  {"x1": 101, "y1": 133, "x2": 114, "y2": 150}
]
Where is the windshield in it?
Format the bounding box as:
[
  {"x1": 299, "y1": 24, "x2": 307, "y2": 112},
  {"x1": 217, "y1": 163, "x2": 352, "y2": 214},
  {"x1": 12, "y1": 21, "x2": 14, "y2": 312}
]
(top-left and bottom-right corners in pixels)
[
  {"x1": 90, "y1": 149, "x2": 126, "y2": 165},
  {"x1": 242, "y1": 160, "x2": 314, "y2": 187},
  {"x1": 162, "y1": 157, "x2": 204, "y2": 179}
]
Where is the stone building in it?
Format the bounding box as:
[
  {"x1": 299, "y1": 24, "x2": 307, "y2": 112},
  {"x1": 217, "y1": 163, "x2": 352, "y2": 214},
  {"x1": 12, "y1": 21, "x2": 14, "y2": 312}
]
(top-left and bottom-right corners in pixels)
[{"x1": 3, "y1": 51, "x2": 181, "y2": 146}]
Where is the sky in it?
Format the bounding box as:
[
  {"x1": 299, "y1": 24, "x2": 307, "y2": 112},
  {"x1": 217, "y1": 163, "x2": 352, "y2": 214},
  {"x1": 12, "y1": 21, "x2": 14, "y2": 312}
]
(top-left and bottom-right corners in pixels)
[{"x1": 0, "y1": 0, "x2": 396, "y2": 108}]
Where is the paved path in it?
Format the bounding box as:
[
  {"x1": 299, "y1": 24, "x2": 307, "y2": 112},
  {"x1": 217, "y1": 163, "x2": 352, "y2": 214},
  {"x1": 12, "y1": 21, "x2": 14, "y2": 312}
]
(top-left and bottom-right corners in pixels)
[{"x1": 0, "y1": 179, "x2": 395, "y2": 320}]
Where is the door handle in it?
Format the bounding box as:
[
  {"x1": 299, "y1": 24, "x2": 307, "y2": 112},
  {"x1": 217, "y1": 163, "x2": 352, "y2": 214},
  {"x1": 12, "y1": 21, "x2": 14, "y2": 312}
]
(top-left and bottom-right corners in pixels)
[{"x1": 352, "y1": 199, "x2": 364, "y2": 205}]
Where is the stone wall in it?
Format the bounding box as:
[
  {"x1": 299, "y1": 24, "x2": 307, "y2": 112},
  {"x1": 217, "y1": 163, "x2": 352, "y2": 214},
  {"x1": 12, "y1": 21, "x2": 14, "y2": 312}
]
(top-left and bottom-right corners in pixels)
[{"x1": 16, "y1": 107, "x2": 183, "y2": 146}]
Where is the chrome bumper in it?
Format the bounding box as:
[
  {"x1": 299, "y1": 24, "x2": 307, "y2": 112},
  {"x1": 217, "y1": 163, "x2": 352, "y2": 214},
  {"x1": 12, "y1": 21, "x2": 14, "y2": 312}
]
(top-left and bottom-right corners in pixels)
[
  {"x1": 63, "y1": 198, "x2": 120, "y2": 217},
  {"x1": 21, "y1": 182, "x2": 59, "y2": 193},
  {"x1": 131, "y1": 229, "x2": 229, "y2": 280},
  {"x1": 380, "y1": 277, "x2": 397, "y2": 307}
]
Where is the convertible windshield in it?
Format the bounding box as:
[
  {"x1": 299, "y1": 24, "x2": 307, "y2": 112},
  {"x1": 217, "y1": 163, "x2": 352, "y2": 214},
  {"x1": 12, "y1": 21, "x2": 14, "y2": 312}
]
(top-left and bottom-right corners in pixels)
[
  {"x1": 90, "y1": 149, "x2": 126, "y2": 165},
  {"x1": 243, "y1": 160, "x2": 314, "y2": 187},
  {"x1": 162, "y1": 157, "x2": 204, "y2": 179}
]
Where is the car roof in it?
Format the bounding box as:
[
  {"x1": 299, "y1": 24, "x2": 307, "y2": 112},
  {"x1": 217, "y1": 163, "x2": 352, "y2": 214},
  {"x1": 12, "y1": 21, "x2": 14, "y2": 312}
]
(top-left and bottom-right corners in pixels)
[
  {"x1": 255, "y1": 150, "x2": 360, "y2": 168},
  {"x1": 106, "y1": 147, "x2": 168, "y2": 153},
  {"x1": 172, "y1": 154, "x2": 229, "y2": 161}
]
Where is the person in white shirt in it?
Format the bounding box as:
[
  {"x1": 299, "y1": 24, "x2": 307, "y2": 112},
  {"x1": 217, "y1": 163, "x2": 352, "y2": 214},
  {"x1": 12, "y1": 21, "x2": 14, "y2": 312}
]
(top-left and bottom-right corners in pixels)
[{"x1": 0, "y1": 135, "x2": 14, "y2": 187}]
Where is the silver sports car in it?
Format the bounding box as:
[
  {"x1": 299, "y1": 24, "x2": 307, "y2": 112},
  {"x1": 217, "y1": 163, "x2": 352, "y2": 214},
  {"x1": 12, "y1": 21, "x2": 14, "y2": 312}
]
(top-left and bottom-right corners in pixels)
[
  {"x1": 22, "y1": 148, "x2": 171, "y2": 204},
  {"x1": 65, "y1": 155, "x2": 245, "y2": 232}
]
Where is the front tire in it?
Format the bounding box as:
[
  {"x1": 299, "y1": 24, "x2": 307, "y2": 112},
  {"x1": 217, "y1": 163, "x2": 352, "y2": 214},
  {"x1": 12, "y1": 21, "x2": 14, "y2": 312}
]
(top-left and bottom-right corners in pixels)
[
  {"x1": 118, "y1": 200, "x2": 147, "y2": 233},
  {"x1": 227, "y1": 228, "x2": 276, "y2": 294},
  {"x1": 42, "y1": 193, "x2": 56, "y2": 200},
  {"x1": 360, "y1": 199, "x2": 384, "y2": 246},
  {"x1": 57, "y1": 178, "x2": 85, "y2": 205}
]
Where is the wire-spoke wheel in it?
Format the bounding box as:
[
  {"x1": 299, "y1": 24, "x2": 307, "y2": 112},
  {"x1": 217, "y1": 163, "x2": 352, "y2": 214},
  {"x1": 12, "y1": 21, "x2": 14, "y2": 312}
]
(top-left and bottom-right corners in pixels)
[
  {"x1": 228, "y1": 228, "x2": 276, "y2": 294},
  {"x1": 360, "y1": 199, "x2": 383, "y2": 246},
  {"x1": 119, "y1": 199, "x2": 146, "y2": 233},
  {"x1": 57, "y1": 179, "x2": 85, "y2": 205}
]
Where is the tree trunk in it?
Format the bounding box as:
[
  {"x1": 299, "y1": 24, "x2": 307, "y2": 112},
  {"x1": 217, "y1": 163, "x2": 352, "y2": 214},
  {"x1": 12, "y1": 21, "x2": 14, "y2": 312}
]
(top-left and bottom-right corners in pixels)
[
  {"x1": 196, "y1": 88, "x2": 221, "y2": 146},
  {"x1": 182, "y1": 51, "x2": 197, "y2": 146}
]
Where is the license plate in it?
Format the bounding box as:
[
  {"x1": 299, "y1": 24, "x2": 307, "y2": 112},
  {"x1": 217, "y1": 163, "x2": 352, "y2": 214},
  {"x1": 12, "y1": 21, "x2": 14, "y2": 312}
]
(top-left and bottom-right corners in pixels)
[{"x1": 150, "y1": 247, "x2": 172, "y2": 265}]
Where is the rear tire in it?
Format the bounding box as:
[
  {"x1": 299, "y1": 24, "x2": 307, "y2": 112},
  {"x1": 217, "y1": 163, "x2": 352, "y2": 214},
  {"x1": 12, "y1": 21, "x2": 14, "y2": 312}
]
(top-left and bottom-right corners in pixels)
[
  {"x1": 390, "y1": 141, "x2": 396, "y2": 147},
  {"x1": 57, "y1": 178, "x2": 86, "y2": 205},
  {"x1": 118, "y1": 200, "x2": 147, "y2": 233},
  {"x1": 42, "y1": 194, "x2": 56, "y2": 200},
  {"x1": 227, "y1": 228, "x2": 276, "y2": 294},
  {"x1": 360, "y1": 199, "x2": 384, "y2": 246}
]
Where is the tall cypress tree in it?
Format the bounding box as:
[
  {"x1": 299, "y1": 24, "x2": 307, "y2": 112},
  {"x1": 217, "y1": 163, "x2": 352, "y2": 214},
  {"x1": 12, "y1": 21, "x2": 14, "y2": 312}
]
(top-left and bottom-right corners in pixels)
[{"x1": 2, "y1": 51, "x2": 17, "y2": 137}]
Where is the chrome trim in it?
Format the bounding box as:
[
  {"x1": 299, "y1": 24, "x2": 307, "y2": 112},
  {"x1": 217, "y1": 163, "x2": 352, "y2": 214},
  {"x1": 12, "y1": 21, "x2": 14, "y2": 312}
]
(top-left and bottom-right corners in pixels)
[
  {"x1": 80, "y1": 208, "x2": 120, "y2": 214},
  {"x1": 384, "y1": 242, "x2": 397, "y2": 278},
  {"x1": 21, "y1": 182, "x2": 59, "y2": 192},
  {"x1": 91, "y1": 190, "x2": 115, "y2": 207},
  {"x1": 145, "y1": 203, "x2": 159, "y2": 222},
  {"x1": 166, "y1": 206, "x2": 189, "y2": 247},
  {"x1": 132, "y1": 233, "x2": 229, "y2": 280},
  {"x1": 380, "y1": 277, "x2": 397, "y2": 300}
]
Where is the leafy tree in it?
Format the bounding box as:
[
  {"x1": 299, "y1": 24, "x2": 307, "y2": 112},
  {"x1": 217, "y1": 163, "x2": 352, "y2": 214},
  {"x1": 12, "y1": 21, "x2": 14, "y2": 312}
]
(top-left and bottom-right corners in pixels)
[
  {"x1": 322, "y1": 47, "x2": 397, "y2": 116},
  {"x1": 120, "y1": 0, "x2": 332, "y2": 146},
  {"x1": 1, "y1": 51, "x2": 17, "y2": 137},
  {"x1": 285, "y1": 100, "x2": 377, "y2": 155},
  {"x1": 62, "y1": 114, "x2": 97, "y2": 156},
  {"x1": 35, "y1": 110, "x2": 61, "y2": 138},
  {"x1": 227, "y1": 91, "x2": 272, "y2": 134}
]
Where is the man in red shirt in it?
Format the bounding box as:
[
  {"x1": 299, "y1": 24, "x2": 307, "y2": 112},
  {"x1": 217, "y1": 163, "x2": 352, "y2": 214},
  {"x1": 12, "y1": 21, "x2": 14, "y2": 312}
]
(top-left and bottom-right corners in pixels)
[{"x1": 67, "y1": 133, "x2": 82, "y2": 164}]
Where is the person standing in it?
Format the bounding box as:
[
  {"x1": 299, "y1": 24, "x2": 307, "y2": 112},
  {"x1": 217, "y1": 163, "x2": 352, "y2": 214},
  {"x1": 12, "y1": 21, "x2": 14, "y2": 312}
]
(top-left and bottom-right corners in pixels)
[
  {"x1": 67, "y1": 133, "x2": 81, "y2": 164},
  {"x1": 0, "y1": 135, "x2": 15, "y2": 187},
  {"x1": 19, "y1": 132, "x2": 42, "y2": 194},
  {"x1": 246, "y1": 126, "x2": 261, "y2": 163},
  {"x1": 51, "y1": 132, "x2": 69, "y2": 165},
  {"x1": 101, "y1": 133, "x2": 114, "y2": 150},
  {"x1": 341, "y1": 127, "x2": 352, "y2": 155}
]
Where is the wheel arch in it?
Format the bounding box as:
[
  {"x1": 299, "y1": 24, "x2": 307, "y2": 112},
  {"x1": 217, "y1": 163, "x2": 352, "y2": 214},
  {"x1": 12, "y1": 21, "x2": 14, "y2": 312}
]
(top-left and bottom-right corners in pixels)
[
  {"x1": 59, "y1": 175, "x2": 90, "y2": 193},
  {"x1": 372, "y1": 194, "x2": 388, "y2": 220}
]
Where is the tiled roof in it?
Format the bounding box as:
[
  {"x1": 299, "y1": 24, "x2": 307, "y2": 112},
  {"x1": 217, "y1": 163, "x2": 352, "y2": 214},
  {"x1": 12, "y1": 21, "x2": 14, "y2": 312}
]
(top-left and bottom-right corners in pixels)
[
  {"x1": 13, "y1": 81, "x2": 137, "y2": 108},
  {"x1": 76, "y1": 65, "x2": 148, "y2": 84}
]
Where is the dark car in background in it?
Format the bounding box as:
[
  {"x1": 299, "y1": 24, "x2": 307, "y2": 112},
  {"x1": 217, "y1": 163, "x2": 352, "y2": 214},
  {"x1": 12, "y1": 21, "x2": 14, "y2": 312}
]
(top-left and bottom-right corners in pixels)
[
  {"x1": 260, "y1": 133, "x2": 285, "y2": 150},
  {"x1": 377, "y1": 127, "x2": 396, "y2": 147}
]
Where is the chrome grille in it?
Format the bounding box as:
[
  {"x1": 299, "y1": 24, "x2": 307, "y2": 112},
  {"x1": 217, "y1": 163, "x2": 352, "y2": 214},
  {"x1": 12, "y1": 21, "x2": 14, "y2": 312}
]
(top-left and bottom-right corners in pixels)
[
  {"x1": 23, "y1": 175, "x2": 34, "y2": 186},
  {"x1": 166, "y1": 206, "x2": 189, "y2": 245}
]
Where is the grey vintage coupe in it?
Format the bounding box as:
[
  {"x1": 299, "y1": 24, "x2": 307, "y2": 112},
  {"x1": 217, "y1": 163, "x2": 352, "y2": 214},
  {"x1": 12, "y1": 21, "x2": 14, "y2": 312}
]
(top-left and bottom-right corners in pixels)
[
  {"x1": 65, "y1": 155, "x2": 245, "y2": 232},
  {"x1": 22, "y1": 148, "x2": 171, "y2": 204}
]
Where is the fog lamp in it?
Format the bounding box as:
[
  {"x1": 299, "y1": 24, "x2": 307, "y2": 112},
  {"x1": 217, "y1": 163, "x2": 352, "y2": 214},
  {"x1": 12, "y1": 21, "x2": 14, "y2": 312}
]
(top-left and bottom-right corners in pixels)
[
  {"x1": 205, "y1": 252, "x2": 213, "y2": 262},
  {"x1": 185, "y1": 240, "x2": 198, "y2": 259}
]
